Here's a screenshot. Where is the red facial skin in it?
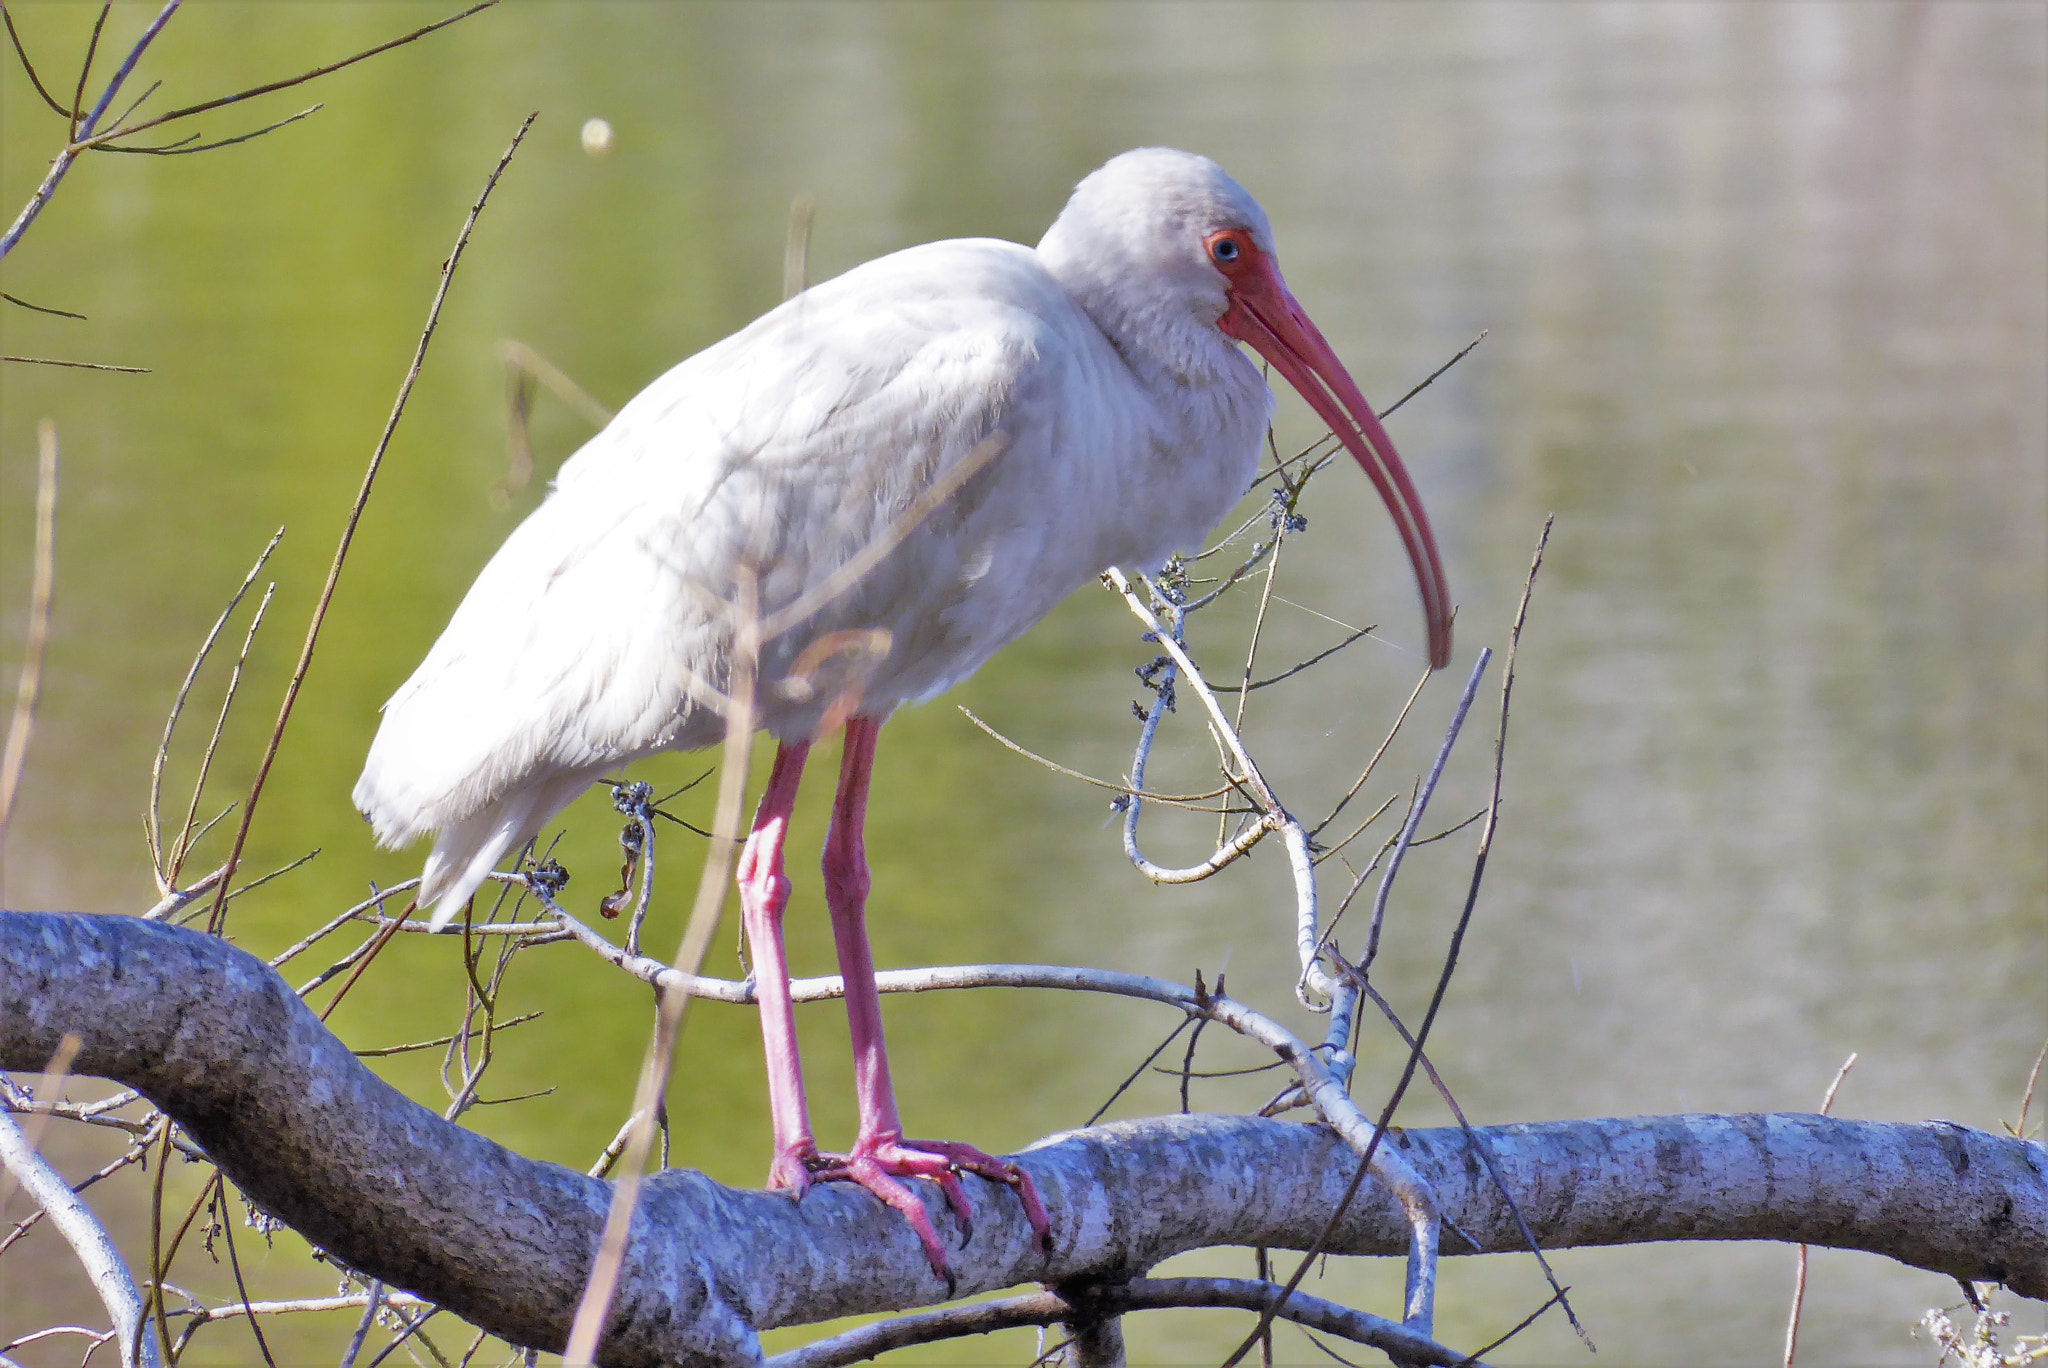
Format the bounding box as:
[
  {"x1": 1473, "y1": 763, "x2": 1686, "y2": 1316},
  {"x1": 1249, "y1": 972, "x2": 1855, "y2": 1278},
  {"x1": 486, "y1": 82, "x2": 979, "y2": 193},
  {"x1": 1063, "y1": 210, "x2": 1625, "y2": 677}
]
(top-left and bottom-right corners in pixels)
[{"x1": 1206, "y1": 228, "x2": 1453, "y2": 670}]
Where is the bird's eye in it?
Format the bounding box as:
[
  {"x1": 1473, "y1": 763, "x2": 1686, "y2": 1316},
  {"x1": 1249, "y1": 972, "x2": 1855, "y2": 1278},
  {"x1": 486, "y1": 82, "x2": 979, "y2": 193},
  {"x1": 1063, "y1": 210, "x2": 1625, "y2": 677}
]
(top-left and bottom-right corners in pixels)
[{"x1": 1212, "y1": 237, "x2": 1241, "y2": 264}]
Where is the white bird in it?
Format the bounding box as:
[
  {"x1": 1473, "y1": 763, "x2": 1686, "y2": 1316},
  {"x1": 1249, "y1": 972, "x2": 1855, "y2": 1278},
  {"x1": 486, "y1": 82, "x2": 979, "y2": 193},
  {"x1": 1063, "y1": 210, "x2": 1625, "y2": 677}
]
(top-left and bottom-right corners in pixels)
[{"x1": 355, "y1": 147, "x2": 1451, "y2": 1279}]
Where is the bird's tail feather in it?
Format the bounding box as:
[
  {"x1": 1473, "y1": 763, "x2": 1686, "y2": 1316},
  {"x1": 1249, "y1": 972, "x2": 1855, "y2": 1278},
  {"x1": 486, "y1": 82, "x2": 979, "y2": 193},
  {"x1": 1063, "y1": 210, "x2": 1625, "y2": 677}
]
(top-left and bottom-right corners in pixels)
[{"x1": 418, "y1": 771, "x2": 598, "y2": 930}]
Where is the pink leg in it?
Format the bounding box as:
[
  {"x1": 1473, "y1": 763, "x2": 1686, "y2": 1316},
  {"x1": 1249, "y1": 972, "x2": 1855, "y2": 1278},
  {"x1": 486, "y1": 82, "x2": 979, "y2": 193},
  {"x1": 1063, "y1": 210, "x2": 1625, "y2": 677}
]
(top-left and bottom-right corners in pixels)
[
  {"x1": 735, "y1": 740, "x2": 818, "y2": 1195},
  {"x1": 813, "y1": 716, "x2": 1052, "y2": 1282}
]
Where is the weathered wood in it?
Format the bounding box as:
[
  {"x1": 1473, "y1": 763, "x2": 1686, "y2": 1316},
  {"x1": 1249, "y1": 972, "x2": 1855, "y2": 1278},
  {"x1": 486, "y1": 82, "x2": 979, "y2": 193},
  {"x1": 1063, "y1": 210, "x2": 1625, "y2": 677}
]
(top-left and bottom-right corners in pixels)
[{"x1": 2, "y1": 911, "x2": 2041, "y2": 1366}]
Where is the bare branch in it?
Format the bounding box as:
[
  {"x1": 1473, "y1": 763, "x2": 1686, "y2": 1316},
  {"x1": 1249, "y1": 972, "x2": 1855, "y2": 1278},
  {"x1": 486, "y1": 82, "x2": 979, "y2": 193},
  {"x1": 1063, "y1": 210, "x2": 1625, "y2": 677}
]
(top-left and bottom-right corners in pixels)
[
  {"x1": 1251, "y1": 331, "x2": 1488, "y2": 496},
  {"x1": 0, "y1": 291, "x2": 85, "y2": 319},
  {"x1": 0, "y1": 1103, "x2": 159, "y2": 1367},
  {"x1": 93, "y1": 2, "x2": 496, "y2": 146},
  {"x1": 166, "y1": 580, "x2": 275, "y2": 887},
  {"x1": 1313, "y1": 667, "x2": 1429, "y2": 840},
  {"x1": 960, "y1": 707, "x2": 1237, "y2": 808},
  {"x1": 1, "y1": 2, "x2": 72, "y2": 117},
  {"x1": 1209, "y1": 625, "x2": 1376, "y2": 694},
  {"x1": 145, "y1": 529, "x2": 280, "y2": 889},
  {"x1": 0, "y1": 354, "x2": 147, "y2": 372},
  {"x1": 68, "y1": 4, "x2": 111, "y2": 135},
  {"x1": 100, "y1": 102, "x2": 322, "y2": 156},
  {"x1": 163, "y1": 1292, "x2": 429, "y2": 1323},
  {"x1": 768, "y1": 1277, "x2": 1471, "y2": 1368},
  {"x1": 0, "y1": 0, "x2": 178, "y2": 259},
  {"x1": 2014, "y1": 1039, "x2": 2048, "y2": 1141},
  {"x1": 1357, "y1": 652, "x2": 1488, "y2": 976},
  {"x1": 1784, "y1": 1052, "x2": 1858, "y2": 1368}
]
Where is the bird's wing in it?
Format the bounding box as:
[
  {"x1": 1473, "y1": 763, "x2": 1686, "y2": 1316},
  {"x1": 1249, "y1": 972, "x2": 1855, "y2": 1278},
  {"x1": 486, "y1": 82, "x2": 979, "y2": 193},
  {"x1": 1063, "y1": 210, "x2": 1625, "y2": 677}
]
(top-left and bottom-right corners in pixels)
[{"x1": 353, "y1": 239, "x2": 1089, "y2": 848}]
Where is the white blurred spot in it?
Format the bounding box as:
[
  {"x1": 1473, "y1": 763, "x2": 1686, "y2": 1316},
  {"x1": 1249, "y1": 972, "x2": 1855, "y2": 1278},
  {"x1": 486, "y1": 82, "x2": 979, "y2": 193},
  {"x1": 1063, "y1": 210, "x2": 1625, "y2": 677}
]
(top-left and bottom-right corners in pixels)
[{"x1": 581, "y1": 118, "x2": 615, "y2": 157}]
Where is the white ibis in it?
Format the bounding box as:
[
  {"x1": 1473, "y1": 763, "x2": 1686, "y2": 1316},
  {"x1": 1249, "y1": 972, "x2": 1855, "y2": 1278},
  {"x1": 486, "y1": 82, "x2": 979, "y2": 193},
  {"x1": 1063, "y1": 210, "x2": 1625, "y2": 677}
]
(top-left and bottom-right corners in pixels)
[{"x1": 355, "y1": 147, "x2": 1452, "y2": 1279}]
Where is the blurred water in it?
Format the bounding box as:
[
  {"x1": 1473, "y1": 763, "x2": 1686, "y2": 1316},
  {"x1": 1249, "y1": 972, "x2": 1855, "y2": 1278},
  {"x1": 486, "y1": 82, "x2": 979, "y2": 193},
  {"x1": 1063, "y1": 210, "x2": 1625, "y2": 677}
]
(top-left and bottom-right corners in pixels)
[{"x1": 1, "y1": 3, "x2": 2042, "y2": 1363}]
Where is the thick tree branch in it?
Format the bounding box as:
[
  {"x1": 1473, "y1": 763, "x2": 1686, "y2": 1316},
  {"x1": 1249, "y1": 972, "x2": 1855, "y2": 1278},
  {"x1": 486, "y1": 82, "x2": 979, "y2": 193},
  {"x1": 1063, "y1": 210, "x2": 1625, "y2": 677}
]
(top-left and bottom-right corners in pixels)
[{"x1": 1, "y1": 911, "x2": 2041, "y2": 1368}]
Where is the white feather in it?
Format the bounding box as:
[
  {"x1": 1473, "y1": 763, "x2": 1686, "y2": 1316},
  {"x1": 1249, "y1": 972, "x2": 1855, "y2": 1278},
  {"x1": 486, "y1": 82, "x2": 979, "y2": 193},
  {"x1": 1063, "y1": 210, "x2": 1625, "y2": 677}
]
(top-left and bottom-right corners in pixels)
[{"x1": 357, "y1": 149, "x2": 1279, "y2": 913}]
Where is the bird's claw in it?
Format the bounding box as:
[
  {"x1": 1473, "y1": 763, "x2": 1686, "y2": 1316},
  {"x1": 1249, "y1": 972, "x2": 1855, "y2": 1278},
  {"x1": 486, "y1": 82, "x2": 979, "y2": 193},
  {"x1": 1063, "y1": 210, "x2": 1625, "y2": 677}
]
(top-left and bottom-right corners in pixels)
[
  {"x1": 899, "y1": 1137, "x2": 1053, "y2": 1258},
  {"x1": 794, "y1": 1136, "x2": 1052, "y2": 1287},
  {"x1": 765, "y1": 1143, "x2": 819, "y2": 1200}
]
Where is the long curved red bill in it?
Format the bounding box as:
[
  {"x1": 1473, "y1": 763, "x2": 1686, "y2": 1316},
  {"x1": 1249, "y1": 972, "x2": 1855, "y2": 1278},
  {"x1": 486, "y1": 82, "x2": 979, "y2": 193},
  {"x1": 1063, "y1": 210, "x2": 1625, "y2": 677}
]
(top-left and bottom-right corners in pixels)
[{"x1": 1218, "y1": 248, "x2": 1453, "y2": 670}]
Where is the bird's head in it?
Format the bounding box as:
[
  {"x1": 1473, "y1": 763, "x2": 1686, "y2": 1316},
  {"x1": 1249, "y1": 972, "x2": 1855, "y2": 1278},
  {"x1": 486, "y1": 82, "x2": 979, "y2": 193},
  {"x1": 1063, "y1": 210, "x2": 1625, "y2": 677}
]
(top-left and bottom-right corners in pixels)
[{"x1": 1041, "y1": 147, "x2": 1453, "y2": 670}]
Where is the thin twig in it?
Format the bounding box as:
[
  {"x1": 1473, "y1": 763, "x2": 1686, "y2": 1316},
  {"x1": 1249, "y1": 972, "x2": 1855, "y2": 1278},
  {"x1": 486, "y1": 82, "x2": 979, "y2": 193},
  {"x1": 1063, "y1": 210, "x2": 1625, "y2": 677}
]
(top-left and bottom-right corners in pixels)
[
  {"x1": 100, "y1": 102, "x2": 321, "y2": 155},
  {"x1": 1382, "y1": 331, "x2": 1488, "y2": 420},
  {"x1": 211, "y1": 1185, "x2": 276, "y2": 1368},
  {"x1": 69, "y1": 4, "x2": 110, "y2": 136},
  {"x1": 337, "y1": 1283, "x2": 384, "y2": 1368},
  {"x1": 1784, "y1": 1051, "x2": 1857, "y2": 1368},
  {"x1": 140, "y1": 1121, "x2": 173, "y2": 1364},
  {"x1": 0, "y1": 419, "x2": 57, "y2": 845},
  {"x1": 1108, "y1": 574, "x2": 1289, "y2": 882},
  {"x1": 1252, "y1": 332, "x2": 1488, "y2": 495},
  {"x1": 355, "y1": 1012, "x2": 542, "y2": 1058},
  {"x1": 1349, "y1": 970, "x2": 1576, "y2": 1328},
  {"x1": 145, "y1": 530, "x2": 280, "y2": 889},
  {"x1": 767, "y1": 1277, "x2": 1477, "y2": 1368},
  {"x1": 1312, "y1": 793, "x2": 1400, "y2": 870},
  {"x1": 138, "y1": 866, "x2": 225, "y2": 923},
  {"x1": 315, "y1": 911, "x2": 415, "y2": 1021},
  {"x1": 0, "y1": 354, "x2": 148, "y2": 372},
  {"x1": 161, "y1": 1294, "x2": 429, "y2": 1324},
  {"x1": 960, "y1": 706, "x2": 1234, "y2": 809},
  {"x1": 1452, "y1": 1286, "x2": 1568, "y2": 1366},
  {"x1": 1, "y1": 3, "x2": 71, "y2": 117},
  {"x1": 220, "y1": 848, "x2": 318, "y2": 904},
  {"x1": 168, "y1": 579, "x2": 277, "y2": 887},
  {"x1": 93, "y1": 2, "x2": 495, "y2": 146},
  {"x1": 1179, "y1": 1003, "x2": 1213, "y2": 1113},
  {"x1": 101, "y1": 75, "x2": 160, "y2": 136},
  {"x1": 202, "y1": 112, "x2": 536, "y2": 935},
  {"x1": 1312, "y1": 667, "x2": 1430, "y2": 840},
  {"x1": 1356, "y1": 655, "x2": 1488, "y2": 973},
  {"x1": 1209, "y1": 626, "x2": 1376, "y2": 694},
  {"x1": 1085, "y1": 1018, "x2": 1192, "y2": 1127},
  {"x1": 0, "y1": 0, "x2": 178, "y2": 259},
  {"x1": 1226, "y1": 520, "x2": 1557, "y2": 1365},
  {"x1": 269, "y1": 882, "x2": 416, "y2": 967},
  {"x1": 2011, "y1": 1038, "x2": 2047, "y2": 1140},
  {"x1": 499, "y1": 340, "x2": 613, "y2": 429},
  {"x1": 1, "y1": 291, "x2": 85, "y2": 319},
  {"x1": 1232, "y1": 520, "x2": 1286, "y2": 742},
  {"x1": 360, "y1": 1305, "x2": 446, "y2": 1368}
]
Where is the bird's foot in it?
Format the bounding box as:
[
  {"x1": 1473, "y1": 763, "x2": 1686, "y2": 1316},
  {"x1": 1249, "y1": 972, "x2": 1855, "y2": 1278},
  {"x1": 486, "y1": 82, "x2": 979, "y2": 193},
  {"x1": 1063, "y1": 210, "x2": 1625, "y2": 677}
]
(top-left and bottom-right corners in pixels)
[
  {"x1": 795, "y1": 1135, "x2": 1052, "y2": 1288},
  {"x1": 765, "y1": 1141, "x2": 822, "y2": 1199},
  {"x1": 895, "y1": 1137, "x2": 1053, "y2": 1258}
]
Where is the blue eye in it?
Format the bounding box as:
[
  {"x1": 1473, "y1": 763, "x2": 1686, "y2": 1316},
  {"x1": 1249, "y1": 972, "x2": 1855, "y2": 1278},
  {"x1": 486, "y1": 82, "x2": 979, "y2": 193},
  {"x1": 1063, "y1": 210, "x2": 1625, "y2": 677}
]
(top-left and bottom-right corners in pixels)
[{"x1": 1212, "y1": 238, "x2": 1240, "y2": 264}]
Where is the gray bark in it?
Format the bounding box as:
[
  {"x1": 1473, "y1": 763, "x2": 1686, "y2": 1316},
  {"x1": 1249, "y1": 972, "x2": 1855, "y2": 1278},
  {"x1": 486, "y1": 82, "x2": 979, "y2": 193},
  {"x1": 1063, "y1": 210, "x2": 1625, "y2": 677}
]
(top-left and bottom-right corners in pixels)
[{"x1": 2, "y1": 911, "x2": 2042, "y2": 1366}]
